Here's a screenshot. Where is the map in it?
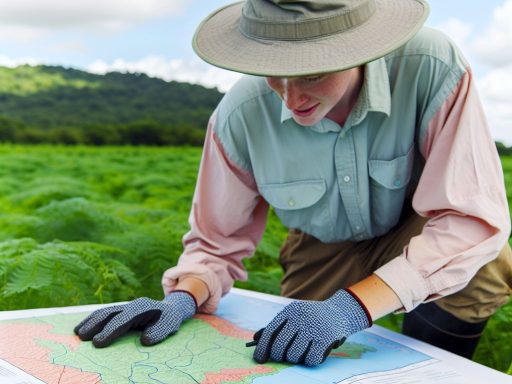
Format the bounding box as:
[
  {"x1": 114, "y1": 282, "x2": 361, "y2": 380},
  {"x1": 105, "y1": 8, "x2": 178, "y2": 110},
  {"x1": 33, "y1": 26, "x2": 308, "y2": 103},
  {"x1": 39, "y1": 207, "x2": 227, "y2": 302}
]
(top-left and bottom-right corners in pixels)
[{"x1": 0, "y1": 289, "x2": 497, "y2": 384}]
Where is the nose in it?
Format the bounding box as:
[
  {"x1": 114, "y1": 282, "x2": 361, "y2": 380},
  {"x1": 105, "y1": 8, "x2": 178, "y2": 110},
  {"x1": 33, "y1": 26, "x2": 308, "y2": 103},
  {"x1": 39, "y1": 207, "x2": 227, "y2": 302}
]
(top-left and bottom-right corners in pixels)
[{"x1": 283, "y1": 79, "x2": 307, "y2": 110}]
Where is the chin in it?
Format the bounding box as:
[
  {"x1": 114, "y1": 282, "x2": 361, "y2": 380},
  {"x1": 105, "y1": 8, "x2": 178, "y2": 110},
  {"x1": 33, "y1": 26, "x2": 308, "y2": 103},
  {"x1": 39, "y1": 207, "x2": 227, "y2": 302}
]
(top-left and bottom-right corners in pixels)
[{"x1": 292, "y1": 116, "x2": 321, "y2": 127}]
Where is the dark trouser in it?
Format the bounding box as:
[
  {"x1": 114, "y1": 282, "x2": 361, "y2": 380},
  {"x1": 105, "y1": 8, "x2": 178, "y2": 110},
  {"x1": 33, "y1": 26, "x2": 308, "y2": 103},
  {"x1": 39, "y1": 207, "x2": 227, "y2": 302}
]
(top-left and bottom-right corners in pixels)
[{"x1": 279, "y1": 203, "x2": 512, "y2": 358}]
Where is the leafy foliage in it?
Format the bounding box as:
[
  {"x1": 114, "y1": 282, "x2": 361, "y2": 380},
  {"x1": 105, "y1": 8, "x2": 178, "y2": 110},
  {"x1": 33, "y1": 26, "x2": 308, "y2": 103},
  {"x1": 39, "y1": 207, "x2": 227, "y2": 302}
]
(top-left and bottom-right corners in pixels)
[
  {"x1": 473, "y1": 299, "x2": 512, "y2": 373},
  {"x1": 0, "y1": 145, "x2": 287, "y2": 306},
  {"x1": 496, "y1": 141, "x2": 512, "y2": 157},
  {"x1": 0, "y1": 65, "x2": 223, "y2": 145},
  {"x1": 0, "y1": 145, "x2": 510, "y2": 374},
  {"x1": 0, "y1": 238, "x2": 139, "y2": 308}
]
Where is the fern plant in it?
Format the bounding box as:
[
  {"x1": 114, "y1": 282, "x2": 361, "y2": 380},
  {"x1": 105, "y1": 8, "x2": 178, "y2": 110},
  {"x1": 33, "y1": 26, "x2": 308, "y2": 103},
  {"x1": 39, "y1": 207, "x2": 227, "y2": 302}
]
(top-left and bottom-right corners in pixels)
[
  {"x1": 0, "y1": 238, "x2": 139, "y2": 310},
  {"x1": 0, "y1": 145, "x2": 510, "y2": 374}
]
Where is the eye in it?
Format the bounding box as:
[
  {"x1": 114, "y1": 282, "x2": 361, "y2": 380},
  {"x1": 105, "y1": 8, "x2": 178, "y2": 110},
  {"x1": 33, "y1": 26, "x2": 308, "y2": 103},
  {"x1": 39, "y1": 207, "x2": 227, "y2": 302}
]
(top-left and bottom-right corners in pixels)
[{"x1": 302, "y1": 74, "x2": 325, "y2": 82}]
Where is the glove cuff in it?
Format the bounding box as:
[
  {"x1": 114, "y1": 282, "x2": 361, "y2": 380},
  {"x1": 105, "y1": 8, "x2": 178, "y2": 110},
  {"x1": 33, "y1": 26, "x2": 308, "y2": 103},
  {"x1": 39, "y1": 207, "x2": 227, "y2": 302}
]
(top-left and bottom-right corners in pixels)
[
  {"x1": 345, "y1": 288, "x2": 373, "y2": 328},
  {"x1": 165, "y1": 290, "x2": 198, "y2": 316}
]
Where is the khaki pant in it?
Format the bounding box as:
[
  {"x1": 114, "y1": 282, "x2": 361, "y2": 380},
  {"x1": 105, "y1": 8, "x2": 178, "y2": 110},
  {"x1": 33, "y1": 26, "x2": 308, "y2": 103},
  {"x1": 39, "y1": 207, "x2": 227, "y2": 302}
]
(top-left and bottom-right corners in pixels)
[{"x1": 279, "y1": 203, "x2": 512, "y2": 323}]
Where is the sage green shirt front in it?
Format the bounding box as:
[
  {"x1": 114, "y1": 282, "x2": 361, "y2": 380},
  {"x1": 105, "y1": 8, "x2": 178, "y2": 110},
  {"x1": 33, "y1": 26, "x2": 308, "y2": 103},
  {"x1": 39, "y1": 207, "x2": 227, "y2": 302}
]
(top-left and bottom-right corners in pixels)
[{"x1": 214, "y1": 27, "x2": 466, "y2": 243}]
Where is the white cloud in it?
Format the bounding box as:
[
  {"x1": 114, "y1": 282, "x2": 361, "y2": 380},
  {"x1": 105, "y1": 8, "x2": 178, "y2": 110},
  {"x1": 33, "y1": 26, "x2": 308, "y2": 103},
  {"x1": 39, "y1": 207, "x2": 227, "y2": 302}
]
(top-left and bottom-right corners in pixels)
[
  {"x1": 0, "y1": 0, "x2": 191, "y2": 35},
  {"x1": 0, "y1": 25, "x2": 49, "y2": 42},
  {"x1": 87, "y1": 56, "x2": 242, "y2": 92},
  {"x1": 41, "y1": 42, "x2": 89, "y2": 55},
  {"x1": 0, "y1": 55, "x2": 41, "y2": 67},
  {"x1": 477, "y1": 64, "x2": 512, "y2": 145},
  {"x1": 471, "y1": 0, "x2": 512, "y2": 67}
]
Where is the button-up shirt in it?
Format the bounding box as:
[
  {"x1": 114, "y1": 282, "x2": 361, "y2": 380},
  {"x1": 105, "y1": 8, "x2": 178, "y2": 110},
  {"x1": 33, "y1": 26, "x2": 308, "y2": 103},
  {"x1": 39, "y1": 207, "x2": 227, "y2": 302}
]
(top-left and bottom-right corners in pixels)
[{"x1": 162, "y1": 28, "x2": 510, "y2": 314}]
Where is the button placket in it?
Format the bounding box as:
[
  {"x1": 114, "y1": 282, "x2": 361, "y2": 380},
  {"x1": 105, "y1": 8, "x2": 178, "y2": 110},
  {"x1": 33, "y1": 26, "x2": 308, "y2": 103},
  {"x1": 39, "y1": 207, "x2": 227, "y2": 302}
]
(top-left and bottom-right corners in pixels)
[{"x1": 335, "y1": 130, "x2": 367, "y2": 240}]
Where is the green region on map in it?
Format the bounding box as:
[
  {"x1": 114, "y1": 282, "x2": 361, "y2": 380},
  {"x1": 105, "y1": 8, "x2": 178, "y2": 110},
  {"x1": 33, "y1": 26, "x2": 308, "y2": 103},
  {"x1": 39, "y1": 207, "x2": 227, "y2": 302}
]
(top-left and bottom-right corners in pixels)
[
  {"x1": 55, "y1": 314, "x2": 285, "y2": 383},
  {"x1": 0, "y1": 312, "x2": 374, "y2": 384}
]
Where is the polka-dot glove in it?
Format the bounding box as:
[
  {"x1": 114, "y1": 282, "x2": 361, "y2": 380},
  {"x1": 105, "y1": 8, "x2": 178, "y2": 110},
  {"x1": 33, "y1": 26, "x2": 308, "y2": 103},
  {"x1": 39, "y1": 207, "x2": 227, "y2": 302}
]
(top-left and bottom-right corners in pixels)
[
  {"x1": 251, "y1": 289, "x2": 372, "y2": 366},
  {"x1": 74, "y1": 290, "x2": 197, "y2": 348}
]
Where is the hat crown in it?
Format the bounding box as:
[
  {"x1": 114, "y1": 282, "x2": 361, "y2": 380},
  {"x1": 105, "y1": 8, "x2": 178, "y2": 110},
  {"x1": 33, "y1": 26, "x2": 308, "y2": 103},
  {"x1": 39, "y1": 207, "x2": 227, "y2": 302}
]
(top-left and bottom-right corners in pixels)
[
  {"x1": 241, "y1": 0, "x2": 377, "y2": 40},
  {"x1": 253, "y1": 0, "x2": 353, "y2": 17},
  {"x1": 192, "y1": 0, "x2": 429, "y2": 76}
]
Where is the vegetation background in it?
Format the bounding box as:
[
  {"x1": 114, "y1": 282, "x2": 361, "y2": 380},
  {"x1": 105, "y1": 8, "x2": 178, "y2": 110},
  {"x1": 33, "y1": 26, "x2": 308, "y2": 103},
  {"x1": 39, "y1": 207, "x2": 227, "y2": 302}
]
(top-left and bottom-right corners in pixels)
[
  {"x1": 0, "y1": 65, "x2": 510, "y2": 374},
  {"x1": 0, "y1": 65, "x2": 222, "y2": 146}
]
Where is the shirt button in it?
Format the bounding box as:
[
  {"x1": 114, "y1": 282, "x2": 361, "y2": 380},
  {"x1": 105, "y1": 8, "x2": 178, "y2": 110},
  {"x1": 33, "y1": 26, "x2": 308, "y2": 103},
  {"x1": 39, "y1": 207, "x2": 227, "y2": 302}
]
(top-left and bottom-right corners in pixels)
[
  {"x1": 394, "y1": 179, "x2": 401, "y2": 187},
  {"x1": 343, "y1": 175, "x2": 351, "y2": 182},
  {"x1": 355, "y1": 225, "x2": 361, "y2": 231},
  {"x1": 288, "y1": 199, "x2": 296, "y2": 207}
]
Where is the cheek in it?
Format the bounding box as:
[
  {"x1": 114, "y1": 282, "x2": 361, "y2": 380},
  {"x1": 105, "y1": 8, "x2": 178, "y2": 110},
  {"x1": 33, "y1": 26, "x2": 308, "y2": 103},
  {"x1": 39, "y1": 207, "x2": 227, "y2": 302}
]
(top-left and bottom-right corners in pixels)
[
  {"x1": 266, "y1": 78, "x2": 283, "y2": 95},
  {"x1": 309, "y1": 83, "x2": 338, "y2": 101},
  {"x1": 315, "y1": 79, "x2": 348, "y2": 101}
]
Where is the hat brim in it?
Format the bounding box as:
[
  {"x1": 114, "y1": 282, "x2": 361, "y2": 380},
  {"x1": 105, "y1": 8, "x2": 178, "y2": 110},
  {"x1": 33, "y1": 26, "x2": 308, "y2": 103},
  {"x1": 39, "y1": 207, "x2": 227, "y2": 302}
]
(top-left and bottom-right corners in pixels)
[{"x1": 193, "y1": 0, "x2": 429, "y2": 77}]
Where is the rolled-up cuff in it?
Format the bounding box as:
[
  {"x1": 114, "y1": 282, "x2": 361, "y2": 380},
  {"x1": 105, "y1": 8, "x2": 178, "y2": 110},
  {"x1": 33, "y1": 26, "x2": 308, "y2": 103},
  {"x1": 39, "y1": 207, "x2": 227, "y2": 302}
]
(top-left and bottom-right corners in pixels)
[
  {"x1": 374, "y1": 256, "x2": 429, "y2": 312},
  {"x1": 161, "y1": 264, "x2": 223, "y2": 314}
]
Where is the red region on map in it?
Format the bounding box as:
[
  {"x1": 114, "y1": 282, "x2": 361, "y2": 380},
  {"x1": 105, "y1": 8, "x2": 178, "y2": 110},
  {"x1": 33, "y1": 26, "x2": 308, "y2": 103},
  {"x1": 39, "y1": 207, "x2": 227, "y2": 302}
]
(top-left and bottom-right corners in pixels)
[
  {"x1": 195, "y1": 313, "x2": 254, "y2": 339},
  {"x1": 202, "y1": 366, "x2": 275, "y2": 384},
  {"x1": 0, "y1": 323, "x2": 100, "y2": 383}
]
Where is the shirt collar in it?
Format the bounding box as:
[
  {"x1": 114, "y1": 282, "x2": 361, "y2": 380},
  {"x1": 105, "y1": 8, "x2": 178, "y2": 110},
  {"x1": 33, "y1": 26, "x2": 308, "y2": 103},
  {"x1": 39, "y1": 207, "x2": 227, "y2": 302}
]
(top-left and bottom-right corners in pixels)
[
  {"x1": 279, "y1": 57, "x2": 391, "y2": 129},
  {"x1": 349, "y1": 57, "x2": 391, "y2": 126}
]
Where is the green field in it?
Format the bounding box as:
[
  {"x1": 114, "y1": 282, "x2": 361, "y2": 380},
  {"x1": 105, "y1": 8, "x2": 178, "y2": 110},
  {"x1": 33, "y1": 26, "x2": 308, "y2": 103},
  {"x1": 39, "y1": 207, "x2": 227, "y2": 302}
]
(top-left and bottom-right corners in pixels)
[{"x1": 0, "y1": 145, "x2": 510, "y2": 374}]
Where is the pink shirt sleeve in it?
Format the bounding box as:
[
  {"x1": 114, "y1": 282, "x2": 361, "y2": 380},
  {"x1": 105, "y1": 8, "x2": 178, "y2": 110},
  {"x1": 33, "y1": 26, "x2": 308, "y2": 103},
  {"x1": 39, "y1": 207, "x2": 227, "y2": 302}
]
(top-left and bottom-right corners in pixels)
[
  {"x1": 375, "y1": 69, "x2": 511, "y2": 312},
  {"x1": 161, "y1": 112, "x2": 269, "y2": 313}
]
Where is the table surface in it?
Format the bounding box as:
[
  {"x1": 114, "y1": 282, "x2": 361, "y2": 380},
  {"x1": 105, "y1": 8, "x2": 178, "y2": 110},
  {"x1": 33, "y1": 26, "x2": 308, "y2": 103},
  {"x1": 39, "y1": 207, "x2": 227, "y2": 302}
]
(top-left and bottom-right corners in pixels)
[{"x1": 0, "y1": 287, "x2": 510, "y2": 384}]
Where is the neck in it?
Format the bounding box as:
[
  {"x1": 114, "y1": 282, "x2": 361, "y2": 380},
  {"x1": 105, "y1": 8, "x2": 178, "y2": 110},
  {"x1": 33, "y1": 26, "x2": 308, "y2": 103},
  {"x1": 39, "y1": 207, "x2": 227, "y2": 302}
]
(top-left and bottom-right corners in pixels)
[{"x1": 328, "y1": 66, "x2": 364, "y2": 126}]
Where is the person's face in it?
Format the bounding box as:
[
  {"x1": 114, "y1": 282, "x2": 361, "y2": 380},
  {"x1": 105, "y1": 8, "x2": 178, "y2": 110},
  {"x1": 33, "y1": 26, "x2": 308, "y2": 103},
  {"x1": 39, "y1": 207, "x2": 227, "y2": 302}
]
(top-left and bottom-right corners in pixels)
[{"x1": 265, "y1": 68, "x2": 361, "y2": 126}]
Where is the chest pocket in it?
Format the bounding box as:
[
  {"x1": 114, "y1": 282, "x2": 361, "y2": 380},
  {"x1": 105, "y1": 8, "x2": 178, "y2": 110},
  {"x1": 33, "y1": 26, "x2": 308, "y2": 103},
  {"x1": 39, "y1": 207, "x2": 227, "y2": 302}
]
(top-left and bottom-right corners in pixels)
[
  {"x1": 368, "y1": 146, "x2": 414, "y2": 235},
  {"x1": 259, "y1": 179, "x2": 332, "y2": 237}
]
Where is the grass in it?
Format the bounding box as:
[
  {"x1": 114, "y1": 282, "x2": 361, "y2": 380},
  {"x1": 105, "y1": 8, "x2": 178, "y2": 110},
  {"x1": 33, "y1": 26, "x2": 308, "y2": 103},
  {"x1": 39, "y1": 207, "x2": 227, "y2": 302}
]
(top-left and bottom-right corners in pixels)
[{"x1": 0, "y1": 145, "x2": 510, "y2": 374}]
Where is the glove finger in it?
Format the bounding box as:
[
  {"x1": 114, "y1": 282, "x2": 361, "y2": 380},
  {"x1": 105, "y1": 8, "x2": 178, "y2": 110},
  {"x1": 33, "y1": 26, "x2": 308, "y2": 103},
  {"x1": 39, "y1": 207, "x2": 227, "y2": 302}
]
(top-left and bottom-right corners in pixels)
[
  {"x1": 269, "y1": 322, "x2": 298, "y2": 362},
  {"x1": 140, "y1": 311, "x2": 183, "y2": 346},
  {"x1": 305, "y1": 341, "x2": 334, "y2": 367},
  {"x1": 246, "y1": 328, "x2": 264, "y2": 347},
  {"x1": 74, "y1": 306, "x2": 124, "y2": 341},
  {"x1": 92, "y1": 309, "x2": 161, "y2": 348},
  {"x1": 253, "y1": 318, "x2": 288, "y2": 364},
  {"x1": 299, "y1": 340, "x2": 314, "y2": 365},
  {"x1": 321, "y1": 337, "x2": 346, "y2": 364},
  {"x1": 286, "y1": 336, "x2": 312, "y2": 365},
  {"x1": 282, "y1": 331, "x2": 299, "y2": 362}
]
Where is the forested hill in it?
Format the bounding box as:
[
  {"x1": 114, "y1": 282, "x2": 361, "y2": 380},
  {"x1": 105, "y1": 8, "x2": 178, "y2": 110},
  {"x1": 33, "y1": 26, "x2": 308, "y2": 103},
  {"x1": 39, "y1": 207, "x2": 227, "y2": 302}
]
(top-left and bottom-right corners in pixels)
[{"x1": 0, "y1": 65, "x2": 223, "y2": 145}]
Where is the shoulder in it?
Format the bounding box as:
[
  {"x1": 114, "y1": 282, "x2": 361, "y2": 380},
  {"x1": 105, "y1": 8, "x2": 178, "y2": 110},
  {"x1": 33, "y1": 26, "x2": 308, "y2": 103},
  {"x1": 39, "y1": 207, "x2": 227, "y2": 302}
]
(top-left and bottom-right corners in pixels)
[
  {"x1": 385, "y1": 27, "x2": 468, "y2": 73},
  {"x1": 217, "y1": 75, "x2": 275, "y2": 119},
  {"x1": 214, "y1": 74, "x2": 279, "y2": 147},
  {"x1": 212, "y1": 76, "x2": 278, "y2": 172}
]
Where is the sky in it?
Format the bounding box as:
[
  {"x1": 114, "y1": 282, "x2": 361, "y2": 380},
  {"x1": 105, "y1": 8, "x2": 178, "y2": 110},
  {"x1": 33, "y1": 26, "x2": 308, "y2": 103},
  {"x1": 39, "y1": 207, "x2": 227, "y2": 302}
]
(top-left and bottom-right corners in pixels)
[{"x1": 0, "y1": 0, "x2": 511, "y2": 144}]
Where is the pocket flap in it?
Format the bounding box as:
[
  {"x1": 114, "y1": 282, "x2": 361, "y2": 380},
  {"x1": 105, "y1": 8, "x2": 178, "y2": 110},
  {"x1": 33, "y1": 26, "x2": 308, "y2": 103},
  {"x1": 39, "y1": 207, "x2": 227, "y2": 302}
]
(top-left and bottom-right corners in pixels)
[
  {"x1": 368, "y1": 147, "x2": 414, "y2": 190},
  {"x1": 259, "y1": 179, "x2": 326, "y2": 210}
]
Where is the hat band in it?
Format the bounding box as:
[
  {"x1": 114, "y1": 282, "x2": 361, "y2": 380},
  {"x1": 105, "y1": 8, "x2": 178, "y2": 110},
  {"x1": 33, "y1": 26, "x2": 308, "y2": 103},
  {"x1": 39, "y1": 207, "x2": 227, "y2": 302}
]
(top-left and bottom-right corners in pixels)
[{"x1": 239, "y1": 0, "x2": 377, "y2": 41}]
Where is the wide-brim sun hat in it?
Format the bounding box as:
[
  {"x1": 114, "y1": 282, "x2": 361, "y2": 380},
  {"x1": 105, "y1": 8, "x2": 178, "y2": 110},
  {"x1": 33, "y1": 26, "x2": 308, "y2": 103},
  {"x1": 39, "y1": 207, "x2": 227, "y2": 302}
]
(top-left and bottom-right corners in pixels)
[{"x1": 193, "y1": 0, "x2": 429, "y2": 77}]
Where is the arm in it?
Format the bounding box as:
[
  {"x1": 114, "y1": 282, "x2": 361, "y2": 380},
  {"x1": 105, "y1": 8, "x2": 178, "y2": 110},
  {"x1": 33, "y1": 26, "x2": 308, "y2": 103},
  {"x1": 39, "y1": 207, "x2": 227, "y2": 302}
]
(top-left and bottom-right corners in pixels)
[
  {"x1": 173, "y1": 276, "x2": 210, "y2": 308},
  {"x1": 375, "y1": 68, "x2": 511, "y2": 312},
  {"x1": 76, "y1": 114, "x2": 265, "y2": 347},
  {"x1": 349, "y1": 274, "x2": 402, "y2": 320},
  {"x1": 162, "y1": 113, "x2": 269, "y2": 313}
]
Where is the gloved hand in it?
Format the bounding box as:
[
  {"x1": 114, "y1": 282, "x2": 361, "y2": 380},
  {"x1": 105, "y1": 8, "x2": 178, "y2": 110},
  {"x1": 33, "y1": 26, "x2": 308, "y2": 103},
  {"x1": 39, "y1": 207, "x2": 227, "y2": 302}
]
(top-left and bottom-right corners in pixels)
[
  {"x1": 251, "y1": 289, "x2": 372, "y2": 366},
  {"x1": 74, "y1": 290, "x2": 197, "y2": 347}
]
